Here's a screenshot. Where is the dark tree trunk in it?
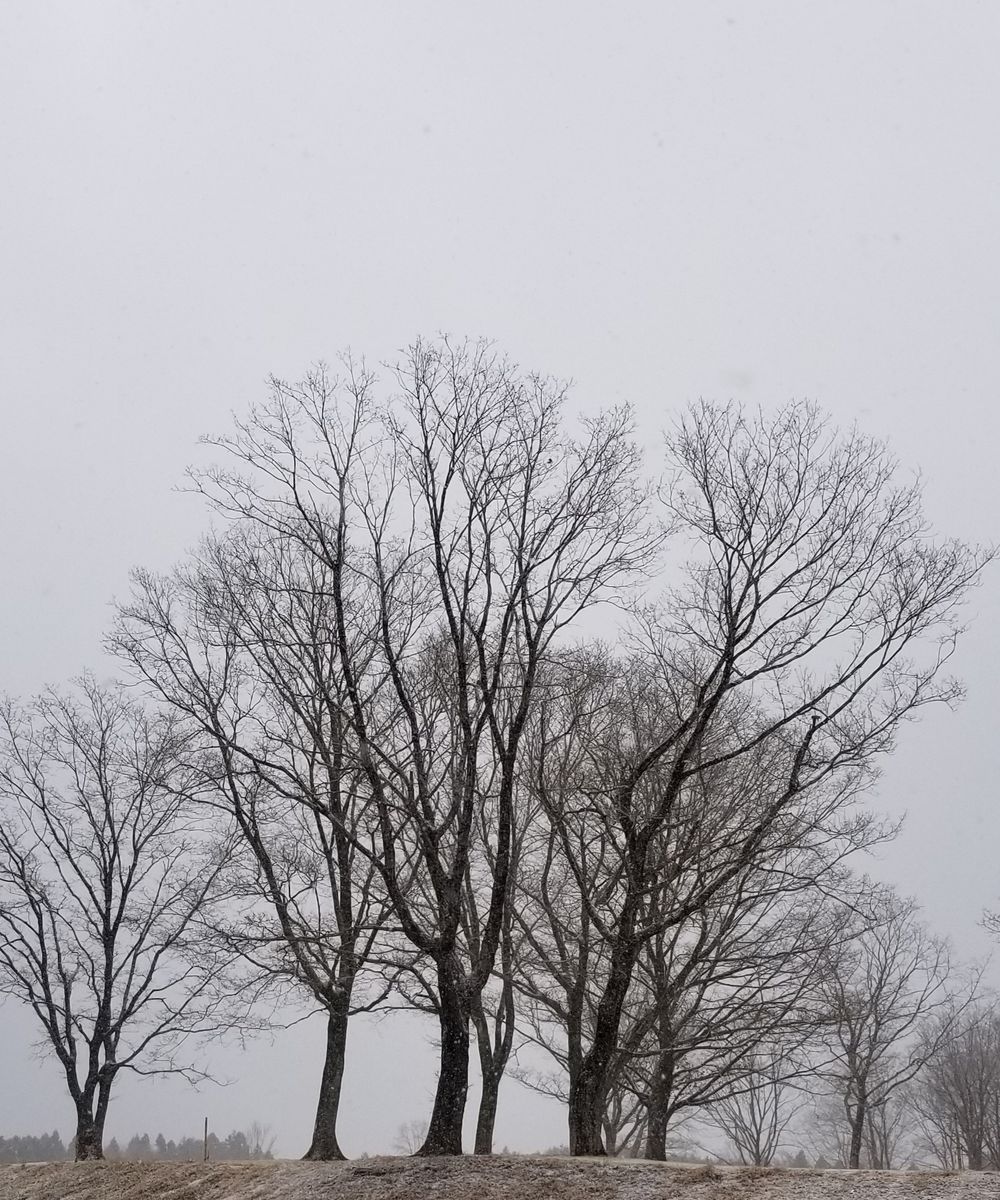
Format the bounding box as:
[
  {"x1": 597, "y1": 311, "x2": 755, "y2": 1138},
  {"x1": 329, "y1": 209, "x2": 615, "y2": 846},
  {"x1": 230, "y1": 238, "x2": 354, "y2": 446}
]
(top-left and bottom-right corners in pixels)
[
  {"x1": 74, "y1": 1107, "x2": 104, "y2": 1161},
  {"x1": 417, "y1": 952, "x2": 469, "y2": 1156},
  {"x1": 474, "y1": 1067, "x2": 500, "y2": 1156},
  {"x1": 564, "y1": 995, "x2": 584, "y2": 1155},
  {"x1": 645, "y1": 1097, "x2": 668, "y2": 1161},
  {"x1": 471, "y1": 970, "x2": 515, "y2": 1155},
  {"x1": 569, "y1": 1063, "x2": 609, "y2": 1157},
  {"x1": 568, "y1": 913, "x2": 640, "y2": 1157},
  {"x1": 645, "y1": 1045, "x2": 675, "y2": 1161},
  {"x1": 303, "y1": 999, "x2": 351, "y2": 1160},
  {"x1": 72, "y1": 1070, "x2": 114, "y2": 1162},
  {"x1": 848, "y1": 1097, "x2": 866, "y2": 1169}
]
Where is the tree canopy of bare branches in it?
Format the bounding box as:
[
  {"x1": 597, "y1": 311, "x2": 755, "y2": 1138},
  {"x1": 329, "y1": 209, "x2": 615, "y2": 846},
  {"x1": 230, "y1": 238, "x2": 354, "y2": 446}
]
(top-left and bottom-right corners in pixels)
[
  {"x1": 708, "y1": 1053, "x2": 798, "y2": 1166},
  {"x1": 88, "y1": 348, "x2": 990, "y2": 1162},
  {"x1": 527, "y1": 401, "x2": 988, "y2": 1155},
  {"x1": 815, "y1": 890, "x2": 972, "y2": 1168},
  {"x1": 117, "y1": 337, "x2": 659, "y2": 1155},
  {"x1": 114, "y1": 528, "x2": 398, "y2": 1159},
  {"x1": 911, "y1": 1004, "x2": 1000, "y2": 1170},
  {"x1": 0, "y1": 680, "x2": 241, "y2": 1159}
]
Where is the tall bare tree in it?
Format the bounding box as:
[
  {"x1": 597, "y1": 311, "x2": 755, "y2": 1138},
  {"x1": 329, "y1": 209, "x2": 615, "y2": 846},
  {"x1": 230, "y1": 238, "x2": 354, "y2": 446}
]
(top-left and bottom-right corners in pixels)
[
  {"x1": 114, "y1": 528, "x2": 398, "y2": 1159},
  {"x1": 150, "y1": 338, "x2": 657, "y2": 1155},
  {"x1": 555, "y1": 401, "x2": 988, "y2": 1154},
  {"x1": 0, "y1": 680, "x2": 237, "y2": 1160}
]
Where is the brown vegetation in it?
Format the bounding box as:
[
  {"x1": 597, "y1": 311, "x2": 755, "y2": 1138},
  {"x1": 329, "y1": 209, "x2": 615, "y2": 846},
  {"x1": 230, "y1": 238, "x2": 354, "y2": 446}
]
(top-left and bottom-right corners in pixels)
[{"x1": 2, "y1": 1158, "x2": 999, "y2": 1200}]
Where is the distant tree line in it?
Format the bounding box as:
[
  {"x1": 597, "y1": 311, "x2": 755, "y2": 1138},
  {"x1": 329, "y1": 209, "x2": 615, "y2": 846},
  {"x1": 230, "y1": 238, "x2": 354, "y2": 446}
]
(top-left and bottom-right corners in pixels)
[
  {"x1": 0, "y1": 1133, "x2": 69, "y2": 1164},
  {"x1": 0, "y1": 339, "x2": 993, "y2": 1163},
  {"x1": 106, "y1": 1127, "x2": 274, "y2": 1161},
  {"x1": 0, "y1": 1126, "x2": 273, "y2": 1163}
]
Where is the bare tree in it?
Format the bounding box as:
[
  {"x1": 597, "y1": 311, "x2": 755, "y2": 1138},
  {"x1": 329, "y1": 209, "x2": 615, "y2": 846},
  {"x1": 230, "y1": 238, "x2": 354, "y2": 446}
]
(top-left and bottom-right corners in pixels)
[
  {"x1": 601, "y1": 1076, "x2": 648, "y2": 1157},
  {"x1": 910, "y1": 1003, "x2": 1000, "y2": 1170},
  {"x1": 862, "y1": 1092, "x2": 913, "y2": 1170},
  {"x1": 393, "y1": 1119, "x2": 429, "y2": 1155},
  {"x1": 808, "y1": 1087, "x2": 914, "y2": 1170},
  {"x1": 506, "y1": 652, "x2": 615, "y2": 1130},
  {"x1": 114, "y1": 528, "x2": 398, "y2": 1160},
  {"x1": 513, "y1": 639, "x2": 892, "y2": 1156},
  {"x1": 553, "y1": 401, "x2": 988, "y2": 1154},
  {"x1": 815, "y1": 889, "x2": 970, "y2": 1168},
  {"x1": 244, "y1": 1120, "x2": 276, "y2": 1160},
  {"x1": 623, "y1": 880, "x2": 841, "y2": 1162},
  {"x1": 178, "y1": 338, "x2": 657, "y2": 1155},
  {"x1": 708, "y1": 1054, "x2": 797, "y2": 1166},
  {"x1": 0, "y1": 680, "x2": 238, "y2": 1160}
]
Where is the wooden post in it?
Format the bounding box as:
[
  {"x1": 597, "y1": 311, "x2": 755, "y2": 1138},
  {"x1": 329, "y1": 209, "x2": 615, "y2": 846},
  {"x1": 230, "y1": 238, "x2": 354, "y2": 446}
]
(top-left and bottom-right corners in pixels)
[{"x1": 203, "y1": 1117, "x2": 209, "y2": 1162}]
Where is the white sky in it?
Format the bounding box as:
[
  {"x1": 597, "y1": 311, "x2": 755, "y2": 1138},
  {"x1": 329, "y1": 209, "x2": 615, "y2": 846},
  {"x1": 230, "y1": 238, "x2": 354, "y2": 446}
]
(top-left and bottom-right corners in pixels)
[{"x1": 1, "y1": 0, "x2": 999, "y2": 1158}]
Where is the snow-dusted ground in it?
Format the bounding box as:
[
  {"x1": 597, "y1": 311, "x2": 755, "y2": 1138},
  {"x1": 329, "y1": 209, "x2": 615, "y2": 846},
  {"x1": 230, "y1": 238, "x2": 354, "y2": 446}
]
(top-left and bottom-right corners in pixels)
[{"x1": 1, "y1": 1158, "x2": 998, "y2": 1200}]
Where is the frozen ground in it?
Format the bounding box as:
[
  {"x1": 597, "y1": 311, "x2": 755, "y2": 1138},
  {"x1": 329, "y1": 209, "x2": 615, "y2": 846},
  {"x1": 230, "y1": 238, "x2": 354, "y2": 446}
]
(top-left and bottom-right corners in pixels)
[{"x1": 1, "y1": 1157, "x2": 999, "y2": 1200}]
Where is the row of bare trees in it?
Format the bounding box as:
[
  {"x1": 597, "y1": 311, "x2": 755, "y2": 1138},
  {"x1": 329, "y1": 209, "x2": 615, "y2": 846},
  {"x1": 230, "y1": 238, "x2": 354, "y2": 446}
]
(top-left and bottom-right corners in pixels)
[
  {"x1": 0, "y1": 339, "x2": 991, "y2": 1160},
  {"x1": 714, "y1": 998, "x2": 1000, "y2": 1172}
]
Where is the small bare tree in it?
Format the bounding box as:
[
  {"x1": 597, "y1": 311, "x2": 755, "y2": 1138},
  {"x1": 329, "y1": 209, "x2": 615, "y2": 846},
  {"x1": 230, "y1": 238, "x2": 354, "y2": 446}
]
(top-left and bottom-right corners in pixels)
[
  {"x1": 624, "y1": 883, "x2": 837, "y2": 1162},
  {"x1": 393, "y1": 1119, "x2": 429, "y2": 1155},
  {"x1": 816, "y1": 889, "x2": 970, "y2": 1168},
  {"x1": 862, "y1": 1092, "x2": 913, "y2": 1170},
  {"x1": 808, "y1": 1088, "x2": 914, "y2": 1170},
  {"x1": 244, "y1": 1120, "x2": 276, "y2": 1160},
  {"x1": 708, "y1": 1054, "x2": 797, "y2": 1166},
  {"x1": 0, "y1": 679, "x2": 238, "y2": 1160},
  {"x1": 910, "y1": 1004, "x2": 1000, "y2": 1170}
]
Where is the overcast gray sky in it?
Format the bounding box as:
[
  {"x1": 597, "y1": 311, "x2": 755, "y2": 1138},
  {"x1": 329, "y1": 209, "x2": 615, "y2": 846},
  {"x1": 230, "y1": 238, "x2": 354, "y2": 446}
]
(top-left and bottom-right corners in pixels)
[{"x1": 2, "y1": 0, "x2": 999, "y2": 1158}]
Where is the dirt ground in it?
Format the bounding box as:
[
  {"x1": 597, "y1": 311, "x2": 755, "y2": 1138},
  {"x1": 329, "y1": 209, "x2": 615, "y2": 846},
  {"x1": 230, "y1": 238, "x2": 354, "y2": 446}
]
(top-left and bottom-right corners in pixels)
[{"x1": 1, "y1": 1157, "x2": 998, "y2": 1200}]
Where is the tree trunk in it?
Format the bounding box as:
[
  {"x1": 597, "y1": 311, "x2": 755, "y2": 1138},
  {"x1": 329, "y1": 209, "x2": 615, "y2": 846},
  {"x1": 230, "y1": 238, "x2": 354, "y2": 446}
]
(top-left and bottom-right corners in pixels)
[
  {"x1": 959, "y1": 1112, "x2": 985, "y2": 1173},
  {"x1": 563, "y1": 994, "x2": 584, "y2": 1155},
  {"x1": 74, "y1": 1107, "x2": 104, "y2": 1161},
  {"x1": 848, "y1": 1097, "x2": 866, "y2": 1169},
  {"x1": 303, "y1": 999, "x2": 350, "y2": 1160},
  {"x1": 417, "y1": 952, "x2": 469, "y2": 1156},
  {"x1": 568, "y1": 1062, "x2": 609, "y2": 1157},
  {"x1": 645, "y1": 1047, "x2": 675, "y2": 1161},
  {"x1": 471, "y1": 974, "x2": 515, "y2": 1155},
  {"x1": 474, "y1": 1066, "x2": 500, "y2": 1156},
  {"x1": 568, "y1": 920, "x2": 640, "y2": 1157}
]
